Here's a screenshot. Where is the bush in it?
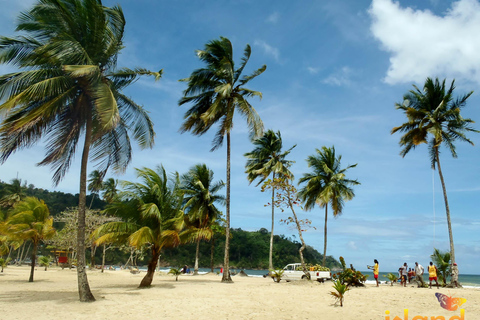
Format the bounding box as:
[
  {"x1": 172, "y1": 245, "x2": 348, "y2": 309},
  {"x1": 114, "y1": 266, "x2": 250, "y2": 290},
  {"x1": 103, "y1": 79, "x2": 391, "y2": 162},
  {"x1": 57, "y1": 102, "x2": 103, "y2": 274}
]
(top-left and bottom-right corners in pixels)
[{"x1": 332, "y1": 256, "x2": 367, "y2": 287}]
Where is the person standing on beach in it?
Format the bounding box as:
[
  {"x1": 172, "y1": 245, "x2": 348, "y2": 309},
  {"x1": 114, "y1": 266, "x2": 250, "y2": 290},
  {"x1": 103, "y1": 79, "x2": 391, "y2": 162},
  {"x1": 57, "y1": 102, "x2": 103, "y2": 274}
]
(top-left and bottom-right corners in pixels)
[
  {"x1": 451, "y1": 263, "x2": 460, "y2": 288},
  {"x1": 367, "y1": 259, "x2": 379, "y2": 287},
  {"x1": 428, "y1": 262, "x2": 440, "y2": 289},
  {"x1": 401, "y1": 263, "x2": 408, "y2": 287},
  {"x1": 415, "y1": 262, "x2": 425, "y2": 287}
]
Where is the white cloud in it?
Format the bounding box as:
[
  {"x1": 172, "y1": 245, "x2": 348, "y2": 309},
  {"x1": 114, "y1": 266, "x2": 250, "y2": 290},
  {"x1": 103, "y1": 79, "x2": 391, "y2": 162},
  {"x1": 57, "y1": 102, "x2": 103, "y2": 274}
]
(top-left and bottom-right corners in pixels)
[
  {"x1": 369, "y1": 0, "x2": 480, "y2": 85},
  {"x1": 266, "y1": 12, "x2": 280, "y2": 24},
  {"x1": 347, "y1": 241, "x2": 357, "y2": 250},
  {"x1": 254, "y1": 40, "x2": 281, "y2": 63},
  {"x1": 307, "y1": 67, "x2": 320, "y2": 74},
  {"x1": 322, "y1": 66, "x2": 354, "y2": 86}
]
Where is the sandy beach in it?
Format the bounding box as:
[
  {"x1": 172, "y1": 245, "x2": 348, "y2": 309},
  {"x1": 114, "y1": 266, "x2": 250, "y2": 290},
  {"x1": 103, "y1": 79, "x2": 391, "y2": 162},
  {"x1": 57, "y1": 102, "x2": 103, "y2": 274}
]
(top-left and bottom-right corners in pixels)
[{"x1": 0, "y1": 266, "x2": 478, "y2": 320}]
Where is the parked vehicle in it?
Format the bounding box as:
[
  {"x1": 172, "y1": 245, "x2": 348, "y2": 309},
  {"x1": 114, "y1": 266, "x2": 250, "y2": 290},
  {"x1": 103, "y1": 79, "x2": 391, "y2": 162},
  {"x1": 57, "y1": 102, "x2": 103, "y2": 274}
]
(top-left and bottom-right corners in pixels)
[{"x1": 276, "y1": 263, "x2": 331, "y2": 282}]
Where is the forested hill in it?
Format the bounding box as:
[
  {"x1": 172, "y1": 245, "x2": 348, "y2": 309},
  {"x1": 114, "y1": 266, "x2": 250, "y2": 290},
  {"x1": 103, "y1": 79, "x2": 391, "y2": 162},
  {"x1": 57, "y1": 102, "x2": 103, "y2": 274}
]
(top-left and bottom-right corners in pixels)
[
  {"x1": 161, "y1": 228, "x2": 342, "y2": 270},
  {"x1": 0, "y1": 180, "x2": 341, "y2": 270}
]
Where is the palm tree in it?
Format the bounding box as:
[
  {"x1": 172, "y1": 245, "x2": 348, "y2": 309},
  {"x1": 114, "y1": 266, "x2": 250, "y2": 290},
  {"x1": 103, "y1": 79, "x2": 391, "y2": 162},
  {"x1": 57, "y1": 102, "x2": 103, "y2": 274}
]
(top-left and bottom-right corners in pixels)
[
  {"x1": 5, "y1": 197, "x2": 56, "y2": 282},
  {"x1": 102, "y1": 178, "x2": 119, "y2": 203},
  {"x1": 298, "y1": 146, "x2": 359, "y2": 266},
  {"x1": 0, "y1": 178, "x2": 27, "y2": 208},
  {"x1": 39, "y1": 256, "x2": 52, "y2": 271},
  {"x1": 392, "y1": 77, "x2": 478, "y2": 270},
  {"x1": 244, "y1": 129, "x2": 295, "y2": 271},
  {"x1": 179, "y1": 36, "x2": 266, "y2": 282},
  {"x1": 94, "y1": 166, "x2": 184, "y2": 288},
  {"x1": 88, "y1": 170, "x2": 105, "y2": 209},
  {"x1": 431, "y1": 248, "x2": 451, "y2": 286},
  {"x1": 0, "y1": 0, "x2": 161, "y2": 301},
  {"x1": 180, "y1": 164, "x2": 225, "y2": 275}
]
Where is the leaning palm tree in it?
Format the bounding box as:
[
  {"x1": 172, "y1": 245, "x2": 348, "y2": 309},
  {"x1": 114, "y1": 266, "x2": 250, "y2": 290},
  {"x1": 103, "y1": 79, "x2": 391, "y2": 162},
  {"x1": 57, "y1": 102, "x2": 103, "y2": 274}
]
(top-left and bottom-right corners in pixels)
[
  {"x1": 179, "y1": 36, "x2": 266, "y2": 282},
  {"x1": 298, "y1": 146, "x2": 359, "y2": 266},
  {"x1": 244, "y1": 129, "x2": 295, "y2": 271},
  {"x1": 392, "y1": 77, "x2": 478, "y2": 271},
  {"x1": 88, "y1": 170, "x2": 105, "y2": 209},
  {"x1": 180, "y1": 164, "x2": 225, "y2": 275},
  {"x1": 0, "y1": 0, "x2": 161, "y2": 301},
  {"x1": 5, "y1": 197, "x2": 56, "y2": 282},
  {"x1": 94, "y1": 166, "x2": 184, "y2": 288}
]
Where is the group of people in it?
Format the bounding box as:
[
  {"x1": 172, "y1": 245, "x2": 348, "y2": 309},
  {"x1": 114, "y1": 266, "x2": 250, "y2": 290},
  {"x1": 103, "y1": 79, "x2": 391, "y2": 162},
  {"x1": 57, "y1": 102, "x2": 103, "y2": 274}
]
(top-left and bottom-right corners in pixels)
[{"x1": 368, "y1": 259, "x2": 460, "y2": 288}]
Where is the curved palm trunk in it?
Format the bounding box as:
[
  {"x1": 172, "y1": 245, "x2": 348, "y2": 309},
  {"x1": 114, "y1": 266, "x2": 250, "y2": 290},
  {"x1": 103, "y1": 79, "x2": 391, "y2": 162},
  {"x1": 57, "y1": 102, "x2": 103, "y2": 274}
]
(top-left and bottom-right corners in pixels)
[
  {"x1": 139, "y1": 247, "x2": 160, "y2": 288},
  {"x1": 288, "y1": 196, "x2": 307, "y2": 277},
  {"x1": 28, "y1": 241, "x2": 38, "y2": 282},
  {"x1": 222, "y1": 132, "x2": 233, "y2": 283},
  {"x1": 101, "y1": 244, "x2": 106, "y2": 273},
  {"x1": 77, "y1": 113, "x2": 95, "y2": 302},
  {"x1": 322, "y1": 206, "x2": 328, "y2": 267},
  {"x1": 435, "y1": 149, "x2": 456, "y2": 276},
  {"x1": 269, "y1": 172, "x2": 275, "y2": 271},
  {"x1": 194, "y1": 239, "x2": 200, "y2": 275}
]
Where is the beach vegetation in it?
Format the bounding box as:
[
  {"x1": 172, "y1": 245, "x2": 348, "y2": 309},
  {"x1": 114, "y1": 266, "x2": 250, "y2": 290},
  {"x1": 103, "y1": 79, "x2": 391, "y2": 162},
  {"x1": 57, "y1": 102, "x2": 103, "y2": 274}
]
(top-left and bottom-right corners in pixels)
[
  {"x1": 330, "y1": 279, "x2": 349, "y2": 307},
  {"x1": 392, "y1": 77, "x2": 478, "y2": 277},
  {"x1": 245, "y1": 129, "x2": 295, "y2": 271},
  {"x1": 383, "y1": 273, "x2": 399, "y2": 286},
  {"x1": 94, "y1": 166, "x2": 184, "y2": 288},
  {"x1": 298, "y1": 146, "x2": 360, "y2": 266},
  {"x1": 269, "y1": 268, "x2": 284, "y2": 282},
  {"x1": 332, "y1": 256, "x2": 367, "y2": 287},
  {"x1": 179, "y1": 36, "x2": 266, "y2": 282},
  {"x1": 180, "y1": 164, "x2": 225, "y2": 275},
  {"x1": 431, "y1": 248, "x2": 451, "y2": 286},
  {"x1": 0, "y1": 257, "x2": 11, "y2": 272},
  {"x1": 0, "y1": 0, "x2": 161, "y2": 301},
  {"x1": 39, "y1": 255, "x2": 52, "y2": 271},
  {"x1": 0, "y1": 178, "x2": 27, "y2": 209},
  {"x1": 4, "y1": 197, "x2": 56, "y2": 281},
  {"x1": 88, "y1": 170, "x2": 106, "y2": 209},
  {"x1": 168, "y1": 267, "x2": 182, "y2": 281}
]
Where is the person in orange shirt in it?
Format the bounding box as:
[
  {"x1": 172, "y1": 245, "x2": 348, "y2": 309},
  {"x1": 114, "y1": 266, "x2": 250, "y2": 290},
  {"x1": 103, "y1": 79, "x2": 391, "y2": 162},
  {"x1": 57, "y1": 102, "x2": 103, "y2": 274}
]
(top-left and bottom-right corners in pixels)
[{"x1": 428, "y1": 261, "x2": 440, "y2": 289}]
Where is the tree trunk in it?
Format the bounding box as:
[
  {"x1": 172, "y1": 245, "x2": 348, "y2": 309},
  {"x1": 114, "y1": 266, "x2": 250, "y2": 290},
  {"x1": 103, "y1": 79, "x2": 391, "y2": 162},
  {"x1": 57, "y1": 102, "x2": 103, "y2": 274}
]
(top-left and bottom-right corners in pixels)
[
  {"x1": 139, "y1": 247, "x2": 160, "y2": 288},
  {"x1": 16, "y1": 242, "x2": 23, "y2": 265},
  {"x1": 322, "y1": 206, "x2": 328, "y2": 267},
  {"x1": 288, "y1": 197, "x2": 308, "y2": 279},
  {"x1": 221, "y1": 132, "x2": 232, "y2": 283},
  {"x1": 101, "y1": 244, "x2": 106, "y2": 273},
  {"x1": 22, "y1": 242, "x2": 31, "y2": 265},
  {"x1": 77, "y1": 111, "x2": 95, "y2": 302},
  {"x1": 435, "y1": 148, "x2": 457, "y2": 284},
  {"x1": 210, "y1": 237, "x2": 215, "y2": 273},
  {"x1": 89, "y1": 194, "x2": 95, "y2": 209},
  {"x1": 269, "y1": 172, "x2": 275, "y2": 271},
  {"x1": 194, "y1": 238, "x2": 200, "y2": 275},
  {"x1": 29, "y1": 242, "x2": 38, "y2": 282}
]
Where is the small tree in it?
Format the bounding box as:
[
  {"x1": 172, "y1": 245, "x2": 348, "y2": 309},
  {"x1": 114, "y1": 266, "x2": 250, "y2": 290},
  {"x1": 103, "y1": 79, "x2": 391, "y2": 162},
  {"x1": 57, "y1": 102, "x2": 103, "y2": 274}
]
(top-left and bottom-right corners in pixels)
[
  {"x1": 431, "y1": 248, "x2": 451, "y2": 286},
  {"x1": 39, "y1": 256, "x2": 52, "y2": 271},
  {"x1": 262, "y1": 177, "x2": 313, "y2": 278},
  {"x1": 0, "y1": 257, "x2": 11, "y2": 272},
  {"x1": 330, "y1": 279, "x2": 349, "y2": 307},
  {"x1": 383, "y1": 273, "x2": 398, "y2": 286},
  {"x1": 168, "y1": 268, "x2": 182, "y2": 281}
]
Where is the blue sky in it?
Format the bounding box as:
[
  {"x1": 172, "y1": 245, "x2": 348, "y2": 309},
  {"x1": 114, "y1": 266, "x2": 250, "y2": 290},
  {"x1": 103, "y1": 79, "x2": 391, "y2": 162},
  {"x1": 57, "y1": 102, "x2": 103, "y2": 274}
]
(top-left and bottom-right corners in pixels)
[{"x1": 1, "y1": 0, "x2": 479, "y2": 274}]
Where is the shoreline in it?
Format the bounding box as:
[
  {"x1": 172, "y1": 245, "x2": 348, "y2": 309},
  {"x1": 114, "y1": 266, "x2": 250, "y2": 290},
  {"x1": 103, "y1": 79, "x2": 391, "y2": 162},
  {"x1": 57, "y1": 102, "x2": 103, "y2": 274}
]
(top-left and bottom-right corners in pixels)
[{"x1": 1, "y1": 266, "x2": 478, "y2": 320}]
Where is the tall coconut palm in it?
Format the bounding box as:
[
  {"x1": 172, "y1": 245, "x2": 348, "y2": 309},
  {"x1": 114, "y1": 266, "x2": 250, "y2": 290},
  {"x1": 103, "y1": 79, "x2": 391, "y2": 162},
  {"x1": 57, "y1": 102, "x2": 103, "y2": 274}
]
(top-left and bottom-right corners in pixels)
[
  {"x1": 5, "y1": 197, "x2": 56, "y2": 282},
  {"x1": 179, "y1": 36, "x2": 266, "y2": 282},
  {"x1": 180, "y1": 163, "x2": 225, "y2": 275},
  {"x1": 0, "y1": 178, "x2": 27, "y2": 208},
  {"x1": 244, "y1": 129, "x2": 295, "y2": 271},
  {"x1": 0, "y1": 0, "x2": 161, "y2": 301},
  {"x1": 88, "y1": 170, "x2": 105, "y2": 209},
  {"x1": 298, "y1": 146, "x2": 359, "y2": 267},
  {"x1": 392, "y1": 77, "x2": 478, "y2": 270},
  {"x1": 94, "y1": 166, "x2": 184, "y2": 288}
]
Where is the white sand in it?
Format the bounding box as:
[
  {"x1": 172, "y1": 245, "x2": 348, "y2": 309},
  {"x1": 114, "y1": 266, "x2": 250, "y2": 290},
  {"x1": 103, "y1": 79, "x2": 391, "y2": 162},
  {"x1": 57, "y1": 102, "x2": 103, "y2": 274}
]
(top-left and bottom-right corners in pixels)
[{"x1": 0, "y1": 266, "x2": 478, "y2": 320}]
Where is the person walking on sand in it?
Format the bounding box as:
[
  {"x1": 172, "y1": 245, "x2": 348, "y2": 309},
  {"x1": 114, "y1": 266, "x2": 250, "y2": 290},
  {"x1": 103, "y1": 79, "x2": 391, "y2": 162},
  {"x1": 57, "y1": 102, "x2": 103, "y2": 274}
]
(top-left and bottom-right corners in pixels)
[
  {"x1": 400, "y1": 263, "x2": 408, "y2": 287},
  {"x1": 414, "y1": 262, "x2": 425, "y2": 287},
  {"x1": 367, "y1": 259, "x2": 379, "y2": 287},
  {"x1": 428, "y1": 262, "x2": 440, "y2": 289},
  {"x1": 451, "y1": 263, "x2": 460, "y2": 288}
]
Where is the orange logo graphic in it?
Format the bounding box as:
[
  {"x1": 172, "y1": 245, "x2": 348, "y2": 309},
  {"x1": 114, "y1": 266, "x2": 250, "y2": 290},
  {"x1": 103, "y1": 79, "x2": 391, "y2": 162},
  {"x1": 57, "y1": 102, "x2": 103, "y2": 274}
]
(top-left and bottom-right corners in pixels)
[{"x1": 435, "y1": 293, "x2": 467, "y2": 311}]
